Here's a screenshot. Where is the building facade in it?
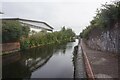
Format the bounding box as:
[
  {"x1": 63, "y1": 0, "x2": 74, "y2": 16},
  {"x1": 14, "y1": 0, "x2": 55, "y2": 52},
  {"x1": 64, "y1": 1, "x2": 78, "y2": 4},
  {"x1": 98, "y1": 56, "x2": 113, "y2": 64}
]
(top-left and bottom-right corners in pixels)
[{"x1": 1, "y1": 18, "x2": 54, "y2": 32}]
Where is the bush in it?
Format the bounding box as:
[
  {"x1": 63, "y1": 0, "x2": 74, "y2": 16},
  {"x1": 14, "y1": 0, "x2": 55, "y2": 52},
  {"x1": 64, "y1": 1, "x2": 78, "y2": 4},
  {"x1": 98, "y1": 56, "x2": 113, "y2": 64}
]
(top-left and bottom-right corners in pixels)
[
  {"x1": 20, "y1": 27, "x2": 76, "y2": 50},
  {"x1": 2, "y1": 20, "x2": 30, "y2": 43},
  {"x1": 80, "y1": 1, "x2": 120, "y2": 39}
]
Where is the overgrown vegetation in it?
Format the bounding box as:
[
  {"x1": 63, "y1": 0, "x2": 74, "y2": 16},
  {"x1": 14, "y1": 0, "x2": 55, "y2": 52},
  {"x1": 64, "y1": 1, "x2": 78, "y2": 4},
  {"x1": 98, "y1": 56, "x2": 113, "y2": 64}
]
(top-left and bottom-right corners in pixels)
[
  {"x1": 80, "y1": 1, "x2": 120, "y2": 39},
  {"x1": 2, "y1": 20, "x2": 30, "y2": 43},
  {"x1": 2, "y1": 20, "x2": 75, "y2": 50},
  {"x1": 20, "y1": 27, "x2": 75, "y2": 50}
]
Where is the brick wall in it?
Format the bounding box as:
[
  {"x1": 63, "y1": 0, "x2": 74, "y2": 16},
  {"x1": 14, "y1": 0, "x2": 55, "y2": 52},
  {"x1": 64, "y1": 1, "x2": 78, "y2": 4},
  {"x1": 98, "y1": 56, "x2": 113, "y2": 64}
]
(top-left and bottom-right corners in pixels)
[{"x1": 2, "y1": 42, "x2": 20, "y2": 52}]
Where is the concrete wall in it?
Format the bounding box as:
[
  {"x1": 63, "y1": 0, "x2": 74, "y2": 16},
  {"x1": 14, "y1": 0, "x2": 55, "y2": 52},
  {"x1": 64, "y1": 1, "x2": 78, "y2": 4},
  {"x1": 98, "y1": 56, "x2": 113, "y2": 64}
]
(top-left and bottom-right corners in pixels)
[{"x1": 86, "y1": 22, "x2": 120, "y2": 53}]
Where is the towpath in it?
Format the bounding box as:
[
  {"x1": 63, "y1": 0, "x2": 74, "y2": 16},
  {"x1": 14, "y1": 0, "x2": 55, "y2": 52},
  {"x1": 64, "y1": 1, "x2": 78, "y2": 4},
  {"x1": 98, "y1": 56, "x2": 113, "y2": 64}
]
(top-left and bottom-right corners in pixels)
[{"x1": 80, "y1": 39, "x2": 119, "y2": 80}]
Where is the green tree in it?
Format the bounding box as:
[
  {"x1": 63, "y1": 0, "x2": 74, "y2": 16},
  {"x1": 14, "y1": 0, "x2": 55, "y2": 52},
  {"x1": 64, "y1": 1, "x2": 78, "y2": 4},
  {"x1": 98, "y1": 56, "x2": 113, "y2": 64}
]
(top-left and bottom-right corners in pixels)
[
  {"x1": 2, "y1": 20, "x2": 30, "y2": 43},
  {"x1": 80, "y1": 1, "x2": 120, "y2": 39},
  {"x1": 20, "y1": 26, "x2": 76, "y2": 50}
]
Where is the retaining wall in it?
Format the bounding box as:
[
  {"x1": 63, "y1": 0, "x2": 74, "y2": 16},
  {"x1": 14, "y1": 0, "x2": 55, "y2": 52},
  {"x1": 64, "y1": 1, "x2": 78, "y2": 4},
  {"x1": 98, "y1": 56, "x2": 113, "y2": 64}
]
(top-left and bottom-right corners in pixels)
[
  {"x1": 2, "y1": 42, "x2": 20, "y2": 54},
  {"x1": 87, "y1": 22, "x2": 120, "y2": 53}
]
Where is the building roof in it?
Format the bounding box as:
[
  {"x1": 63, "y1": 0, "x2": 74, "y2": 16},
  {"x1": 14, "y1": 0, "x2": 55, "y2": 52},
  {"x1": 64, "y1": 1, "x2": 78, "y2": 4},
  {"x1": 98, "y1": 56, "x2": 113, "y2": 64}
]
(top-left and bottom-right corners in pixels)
[{"x1": 1, "y1": 18, "x2": 54, "y2": 30}]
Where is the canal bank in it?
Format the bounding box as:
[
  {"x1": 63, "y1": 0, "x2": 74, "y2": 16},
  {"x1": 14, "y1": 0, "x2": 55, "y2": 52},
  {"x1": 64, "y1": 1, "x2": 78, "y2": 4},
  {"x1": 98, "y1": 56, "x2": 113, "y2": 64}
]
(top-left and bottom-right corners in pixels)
[
  {"x1": 2, "y1": 39, "x2": 78, "y2": 79},
  {"x1": 73, "y1": 44, "x2": 87, "y2": 79},
  {"x1": 80, "y1": 39, "x2": 119, "y2": 79}
]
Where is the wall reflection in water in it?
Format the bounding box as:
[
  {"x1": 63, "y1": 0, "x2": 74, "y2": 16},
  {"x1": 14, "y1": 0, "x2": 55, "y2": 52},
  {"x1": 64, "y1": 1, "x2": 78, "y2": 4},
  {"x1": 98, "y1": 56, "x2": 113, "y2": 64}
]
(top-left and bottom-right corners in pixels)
[{"x1": 2, "y1": 43, "x2": 69, "y2": 79}]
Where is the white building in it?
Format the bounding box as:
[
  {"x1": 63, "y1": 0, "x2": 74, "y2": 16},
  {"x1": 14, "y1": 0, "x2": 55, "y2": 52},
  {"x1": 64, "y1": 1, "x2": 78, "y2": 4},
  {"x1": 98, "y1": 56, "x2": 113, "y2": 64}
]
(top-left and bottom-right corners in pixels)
[{"x1": 1, "y1": 18, "x2": 54, "y2": 32}]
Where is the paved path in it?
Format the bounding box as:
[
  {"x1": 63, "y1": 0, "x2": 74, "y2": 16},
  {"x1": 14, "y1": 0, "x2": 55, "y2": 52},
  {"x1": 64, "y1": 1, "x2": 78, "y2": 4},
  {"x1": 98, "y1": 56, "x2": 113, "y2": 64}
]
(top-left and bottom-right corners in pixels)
[{"x1": 80, "y1": 39, "x2": 119, "y2": 79}]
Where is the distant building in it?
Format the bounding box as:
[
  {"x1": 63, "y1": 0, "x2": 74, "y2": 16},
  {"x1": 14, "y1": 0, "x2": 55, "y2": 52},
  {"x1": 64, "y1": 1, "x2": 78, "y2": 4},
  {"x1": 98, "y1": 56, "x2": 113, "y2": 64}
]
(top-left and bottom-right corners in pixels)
[
  {"x1": 1, "y1": 18, "x2": 54, "y2": 54},
  {"x1": 1, "y1": 18, "x2": 54, "y2": 32}
]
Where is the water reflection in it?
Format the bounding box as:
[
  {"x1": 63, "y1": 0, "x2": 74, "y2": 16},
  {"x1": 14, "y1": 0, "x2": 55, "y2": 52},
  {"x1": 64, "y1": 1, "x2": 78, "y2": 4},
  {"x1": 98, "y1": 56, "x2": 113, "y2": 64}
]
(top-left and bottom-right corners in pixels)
[{"x1": 2, "y1": 40, "x2": 78, "y2": 79}]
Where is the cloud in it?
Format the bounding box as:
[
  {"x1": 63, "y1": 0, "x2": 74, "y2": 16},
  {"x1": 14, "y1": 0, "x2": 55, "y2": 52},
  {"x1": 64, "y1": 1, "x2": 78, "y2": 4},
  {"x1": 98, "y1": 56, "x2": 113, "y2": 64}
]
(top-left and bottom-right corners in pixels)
[{"x1": 2, "y1": 0, "x2": 111, "y2": 34}]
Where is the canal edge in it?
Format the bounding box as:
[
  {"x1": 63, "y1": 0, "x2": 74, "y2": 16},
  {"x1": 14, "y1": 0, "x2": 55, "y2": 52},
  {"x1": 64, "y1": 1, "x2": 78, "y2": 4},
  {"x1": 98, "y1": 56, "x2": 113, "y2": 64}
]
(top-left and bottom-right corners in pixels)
[
  {"x1": 74, "y1": 40, "x2": 87, "y2": 79},
  {"x1": 80, "y1": 39, "x2": 95, "y2": 80}
]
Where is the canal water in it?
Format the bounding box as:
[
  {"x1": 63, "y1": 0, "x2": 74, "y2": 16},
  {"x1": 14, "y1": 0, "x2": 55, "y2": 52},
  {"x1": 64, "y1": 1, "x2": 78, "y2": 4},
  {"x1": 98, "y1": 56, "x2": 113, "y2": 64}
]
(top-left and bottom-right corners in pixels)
[{"x1": 2, "y1": 39, "x2": 78, "y2": 79}]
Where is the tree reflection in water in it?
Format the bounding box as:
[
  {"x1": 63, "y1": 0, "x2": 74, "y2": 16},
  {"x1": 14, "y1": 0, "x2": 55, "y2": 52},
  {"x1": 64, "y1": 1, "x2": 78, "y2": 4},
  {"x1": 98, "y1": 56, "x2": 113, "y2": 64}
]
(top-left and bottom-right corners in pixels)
[{"x1": 2, "y1": 43, "x2": 69, "y2": 79}]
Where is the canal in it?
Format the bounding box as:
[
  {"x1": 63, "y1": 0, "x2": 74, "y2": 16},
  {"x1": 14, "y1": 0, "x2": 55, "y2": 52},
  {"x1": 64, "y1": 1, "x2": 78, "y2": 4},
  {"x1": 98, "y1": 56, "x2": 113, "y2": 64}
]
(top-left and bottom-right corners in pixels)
[{"x1": 2, "y1": 39, "x2": 78, "y2": 79}]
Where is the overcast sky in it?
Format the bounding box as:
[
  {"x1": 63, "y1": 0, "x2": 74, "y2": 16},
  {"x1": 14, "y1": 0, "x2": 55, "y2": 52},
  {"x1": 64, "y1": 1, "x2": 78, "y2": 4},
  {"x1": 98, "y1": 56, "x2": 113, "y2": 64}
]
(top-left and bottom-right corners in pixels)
[{"x1": 1, "y1": 0, "x2": 113, "y2": 35}]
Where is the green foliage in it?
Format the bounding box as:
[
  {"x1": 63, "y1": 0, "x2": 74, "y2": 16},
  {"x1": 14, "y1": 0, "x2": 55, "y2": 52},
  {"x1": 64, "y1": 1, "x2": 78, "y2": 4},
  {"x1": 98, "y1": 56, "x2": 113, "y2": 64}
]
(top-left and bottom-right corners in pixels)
[
  {"x1": 80, "y1": 25, "x2": 94, "y2": 39},
  {"x1": 95, "y1": 1, "x2": 119, "y2": 28},
  {"x1": 20, "y1": 27, "x2": 76, "y2": 50},
  {"x1": 2, "y1": 20, "x2": 30, "y2": 43},
  {"x1": 20, "y1": 38, "x2": 30, "y2": 50},
  {"x1": 80, "y1": 1, "x2": 120, "y2": 39},
  {"x1": 22, "y1": 26, "x2": 30, "y2": 37}
]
